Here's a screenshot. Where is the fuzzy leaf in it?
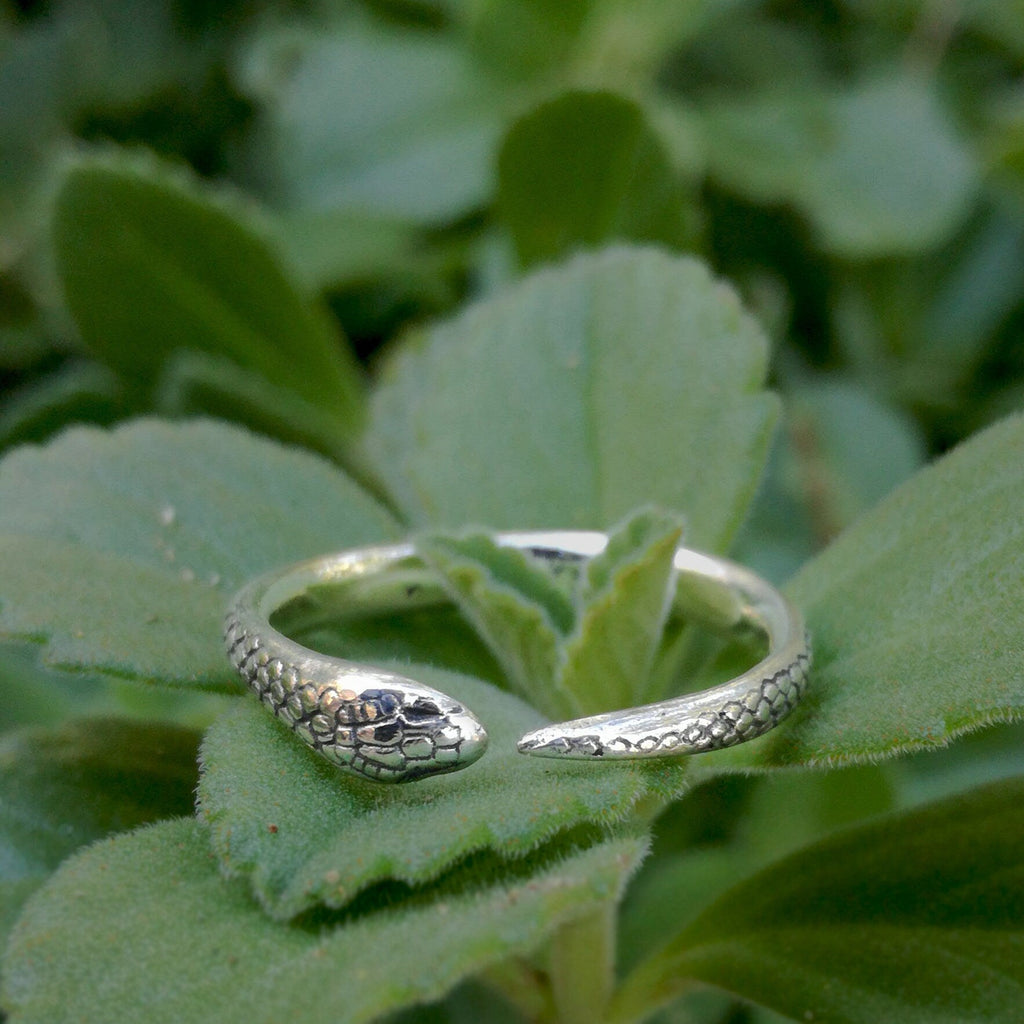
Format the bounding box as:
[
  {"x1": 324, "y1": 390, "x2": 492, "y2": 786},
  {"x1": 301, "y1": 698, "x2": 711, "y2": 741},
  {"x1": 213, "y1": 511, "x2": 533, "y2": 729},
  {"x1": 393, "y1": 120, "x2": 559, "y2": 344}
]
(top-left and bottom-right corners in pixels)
[
  {"x1": 367, "y1": 247, "x2": 777, "y2": 552},
  {"x1": 562, "y1": 509, "x2": 683, "y2": 713},
  {"x1": 198, "y1": 664, "x2": 684, "y2": 920},
  {"x1": 612, "y1": 779, "x2": 1024, "y2": 1024},
  {"x1": 498, "y1": 90, "x2": 696, "y2": 266},
  {"x1": 416, "y1": 533, "x2": 577, "y2": 717},
  {"x1": 0, "y1": 420, "x2": 399, "y2": 687},
  {"x1": 0, "y1": 717, "x2": 199, "y2": 947},
  {"x1": 1, "y1": 818, "x2": 645, "y2": 1024},
  {"x1": 712, "y1": 413, "x2": 1024, "y2": 771},
  {"x1": 52, "y1": 151, "x2": 364, "y2": 433},
  {"x1": 702, "y1": 73, "x2": 978, "y2": 256}
]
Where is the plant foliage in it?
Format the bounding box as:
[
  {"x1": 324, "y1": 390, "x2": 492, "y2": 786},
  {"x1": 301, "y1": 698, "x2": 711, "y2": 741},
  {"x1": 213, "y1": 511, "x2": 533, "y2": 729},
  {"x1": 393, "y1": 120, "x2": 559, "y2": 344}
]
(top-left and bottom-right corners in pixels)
[{"x1": 1, "y1": 1, "x2": 1023, "y2": 1022}]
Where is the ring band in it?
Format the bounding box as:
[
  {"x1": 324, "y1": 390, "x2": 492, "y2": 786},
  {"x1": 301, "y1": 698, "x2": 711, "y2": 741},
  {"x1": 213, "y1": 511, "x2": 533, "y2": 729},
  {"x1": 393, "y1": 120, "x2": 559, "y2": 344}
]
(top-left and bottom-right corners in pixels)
[{"x1": 224, "y1": 532, "x2": 810, "y2": 783}]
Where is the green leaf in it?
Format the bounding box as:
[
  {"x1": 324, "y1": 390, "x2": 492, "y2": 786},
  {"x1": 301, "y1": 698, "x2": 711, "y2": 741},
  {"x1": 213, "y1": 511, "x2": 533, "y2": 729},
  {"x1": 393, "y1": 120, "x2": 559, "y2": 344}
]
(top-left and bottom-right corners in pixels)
[
  {"x1": 0, "y1": 645, "x2": 111, "y2": 734},
  {"x1": 913, "y1": 209, "x2": 1024, "y2": 391},
  {"x1": 0, "y1": 10, "x2": 84, "y2": 239},
  {"x1": 893, "y1": 722, "x2": 1024, "y2": 811},
  {"x1": 727, "y1": 427, "x2": 815, "y2": 587},
  {"x1": 781, "y1": 378, "x2": 927, "y2": 538},
  {"x1": 465, "y1": 0, "x2": 594, "y2": 80},
  {"x1": 237, "y1": 24, "x2": 512, "y2": 223},
  {"x1": 619, "y1": 763, "x2": 896, "y2": 977},
  {"x1": 0, "y1": 717, "x2": 199, "y2": 948},
  {"x1": 965, "y1": 1, "x2": 1024, "y2": 64},
  {"x1": 498, "y1": 90, "x2": 697, "y2": 267},
  {"x1": 465, "y1": 0, "x2": 709, "y2": 89},
  {"x1": 0, "y1": 419, "x2": 400, "y2": 688},
  {"x1": 155, "y1": 350, "x2": 356, "y2": 467},
  {"x1": 52, "y1": 151, "x2": 364, "y2": 434},
  {"x1": 986, "y1": 86, "x2": 1024, "y2": 203},
  {"x1": 198, "y1": 664, "x2": 683, "y2": 919},
  {"x1": 611, "y1": 779, "x2": 1024, "y2": 1024},
  {"x1": 618, "y1": 846, "x2": 749, "y2": 980},
  {"x1": 0, "y1": 642, "x2": 228, "y2": 737},
  {"x1": 367, "y1": 247, "x2": 778, "y2": 552},
  {"x1": 1, "y1": 818, "x2": 646, "y2": 1024},
  {"x1": 418, "y1": 512, "x2": 689, "y2": 718},
  {"x1": 562, "y1": 509, "x2": 684, "y2": 713},
  {"x1": 715, "y1": 413, "x2": 1024, "y2": 770},
  {"x1": 570, "y1": 0, "x2": 721, "y2": 89},
  {"x1": 416, "y1": 533, "x2": 577, "y2": 717},
  {"x1": 284, "y1": 607, "x2": 506, "y2": 688},
  {"x1": 662, "y1": 10, "x2": 828, "y2": 95},
  {"x1": 0, "y1": 361, "x2": 125, "y2": 451},
  {"x1": 733, "y1": 376, "x2": 927, "y2": 581},
  {"x1": 733, "y1": 764, "x2": 898, "y2": 867},
  {"x1": 832, "y1": 207, "x2": 1024, "y2": 409},
  {"x1": 701, "y1": 73, "x2": 979, "y2": 256},
  {"x1": 267, "y1": 208, "x2": 430, "y2": 293}
]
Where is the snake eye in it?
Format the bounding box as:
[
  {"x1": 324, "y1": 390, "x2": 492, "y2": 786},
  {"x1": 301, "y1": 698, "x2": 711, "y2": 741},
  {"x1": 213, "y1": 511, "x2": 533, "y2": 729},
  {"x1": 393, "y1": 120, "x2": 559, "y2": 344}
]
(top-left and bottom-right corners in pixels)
[
  {"x1": 369, "y1": 721, "x2": 401, "y2": 743},
  {"x1": 402, "y1": 697, "x2": 442, "y2": 721}
]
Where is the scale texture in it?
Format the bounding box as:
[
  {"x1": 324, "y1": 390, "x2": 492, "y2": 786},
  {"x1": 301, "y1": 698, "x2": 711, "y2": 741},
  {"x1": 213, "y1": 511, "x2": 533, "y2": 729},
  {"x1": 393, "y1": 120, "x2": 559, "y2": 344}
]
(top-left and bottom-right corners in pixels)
[
  {"x1": 518, "y1": 642, "x2": 812, "y2": 759},
  {"x1": 223, "y1": 612, "x2": 482, "y2": 782}
]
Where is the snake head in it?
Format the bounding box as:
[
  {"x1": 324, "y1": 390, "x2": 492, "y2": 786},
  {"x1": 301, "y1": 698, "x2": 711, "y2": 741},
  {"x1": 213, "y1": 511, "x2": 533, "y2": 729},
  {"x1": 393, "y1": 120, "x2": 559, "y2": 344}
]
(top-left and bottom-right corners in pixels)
[
  {"x1": 517, "y1": 726, "x2": 604, "y2": 758},
  {"x1": 343, "y1": 686, "x2": 488, "y2": 783}
]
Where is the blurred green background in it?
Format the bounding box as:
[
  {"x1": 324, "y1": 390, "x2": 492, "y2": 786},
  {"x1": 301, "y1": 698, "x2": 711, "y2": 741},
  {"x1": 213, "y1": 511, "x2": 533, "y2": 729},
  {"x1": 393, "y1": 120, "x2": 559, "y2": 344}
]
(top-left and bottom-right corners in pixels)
[{"x1": 2, "y1": 0, "x2": 1023, "y2": 583}]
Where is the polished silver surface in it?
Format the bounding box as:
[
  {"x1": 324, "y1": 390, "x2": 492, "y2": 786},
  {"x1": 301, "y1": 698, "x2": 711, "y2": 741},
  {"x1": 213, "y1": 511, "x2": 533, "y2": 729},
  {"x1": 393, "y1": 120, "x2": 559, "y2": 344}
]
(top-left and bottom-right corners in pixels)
[
  {"x1": 511, "y1": 534, "x2": 810, "y2": 760},
  {"x1": 224, "y1": 541, "x2": 488, "y2": 783},
  {"x1": 225, "y1": 532, "x2": 810, "y2": 782}
]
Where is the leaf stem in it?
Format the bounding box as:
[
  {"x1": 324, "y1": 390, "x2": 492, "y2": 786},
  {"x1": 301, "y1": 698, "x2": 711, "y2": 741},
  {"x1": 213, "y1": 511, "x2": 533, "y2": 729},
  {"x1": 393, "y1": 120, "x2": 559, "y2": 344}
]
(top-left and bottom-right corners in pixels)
[
  {"x1": 480, "y1": 957, "x2": 557, "y2": 1023},
  {"x1": 548, "y1": 901, "x2": 617, "y2": 1024},
  {"x1": 605, "y1": 952, "x2": 696, "y2": 1024}
]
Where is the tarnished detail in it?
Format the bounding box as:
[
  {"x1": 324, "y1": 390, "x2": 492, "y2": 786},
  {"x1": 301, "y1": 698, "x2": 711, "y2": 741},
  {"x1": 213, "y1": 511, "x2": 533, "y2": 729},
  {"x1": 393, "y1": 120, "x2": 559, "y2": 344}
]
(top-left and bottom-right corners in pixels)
[
  {"x1": 516, "y1": 641, "x2": 812, "y2": 759},
  {"x1": 225, "y1": 532, "x2": 811, "y2": 781},
  {"x1": 223, "y1": 607, "x2": 487, "y2": 783}
]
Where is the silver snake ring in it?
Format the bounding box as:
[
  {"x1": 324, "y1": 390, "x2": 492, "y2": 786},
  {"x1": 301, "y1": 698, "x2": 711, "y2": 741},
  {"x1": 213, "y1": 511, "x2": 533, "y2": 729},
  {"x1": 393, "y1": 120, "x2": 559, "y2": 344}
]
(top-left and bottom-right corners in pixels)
[{"x1": 224, "y1": 531, "x2": 811, "y2": 783}]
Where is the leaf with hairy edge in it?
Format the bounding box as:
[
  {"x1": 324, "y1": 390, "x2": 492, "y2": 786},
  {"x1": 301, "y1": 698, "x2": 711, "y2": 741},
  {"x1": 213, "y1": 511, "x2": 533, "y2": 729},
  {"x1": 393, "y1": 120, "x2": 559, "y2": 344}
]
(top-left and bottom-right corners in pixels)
[
  {"x1": 610, "y1": 779, "x2": 1024, "y2": 1024},
  {"x1": 417, "y1": 533, "x2": 576, "y2": 718},
  {"x1": 1, "y1": 819, "x2": 645, "y2": 1024},
  {"x1": 198, "y1": 664, "x2": 684, "y2": 920},
  {"x1": 0, "y1": 718, "x2": 199, "y2": 947},
  {"x1": 561, "y1": 509, "x2": 683, "y2": 714},
  {"x1": 367, "y1": 247, "x2": 777, "y2": 553},
  {"x1": 707, "y1": 413, "x2": 1024, "y2": 771},
  {"x1": 52, "y1": 151, "x2": 365, "y2": 434},
  {"x1": 0, "y1": 420, "x2": 400, "y2": 688}
]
